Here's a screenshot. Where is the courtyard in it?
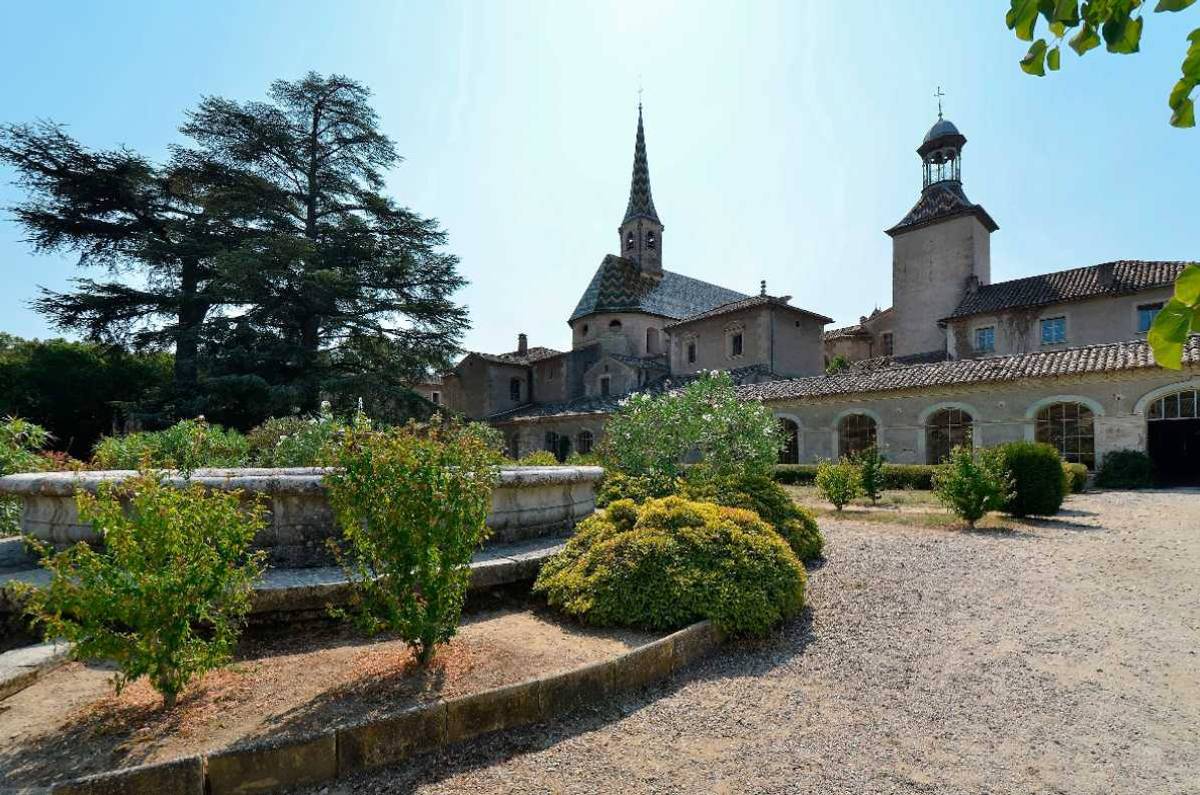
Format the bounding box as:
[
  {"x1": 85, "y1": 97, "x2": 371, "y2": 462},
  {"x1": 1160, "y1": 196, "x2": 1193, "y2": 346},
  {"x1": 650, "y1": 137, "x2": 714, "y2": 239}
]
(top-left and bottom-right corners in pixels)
[{"x1": 312, "y1": 489, "x2": 1200, "y2": 794}]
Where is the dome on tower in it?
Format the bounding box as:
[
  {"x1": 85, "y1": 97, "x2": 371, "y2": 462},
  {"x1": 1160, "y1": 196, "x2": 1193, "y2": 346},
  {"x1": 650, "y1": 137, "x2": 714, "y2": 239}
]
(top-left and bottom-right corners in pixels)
[{"x1": 923, "y1": 117, "x2": 960, "y2": 143}]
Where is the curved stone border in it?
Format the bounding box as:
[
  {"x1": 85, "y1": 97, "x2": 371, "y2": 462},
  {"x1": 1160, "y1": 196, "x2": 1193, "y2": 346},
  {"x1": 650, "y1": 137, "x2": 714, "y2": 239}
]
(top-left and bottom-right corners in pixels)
[
  {"x1": 0, "y1": 641, "x2": 69, "y2": 701},
  {"x1": 48, "y1": 620, "x2": 724, "y2": 795}
]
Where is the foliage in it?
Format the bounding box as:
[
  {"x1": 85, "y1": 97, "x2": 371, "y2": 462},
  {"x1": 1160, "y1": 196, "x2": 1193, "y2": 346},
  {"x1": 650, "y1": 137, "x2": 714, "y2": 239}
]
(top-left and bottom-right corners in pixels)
[
  {"x1": 1, "y1": 417, "x2": 53, "y2": 536},
  {"x1": 1063, "y1": 461, "x2": 1090, "y2": 493},
  {"x1": 995, "y1": 441, "x2": 1067, "y2": 517},
  {"x1": 933, "y1": 446, "x2": 1013, "y2": 528},
  {"x1": 814, "y1": 459, "x2": 861, "y2": 511},
  {"x1": 1095, "y1": 449, "x2": 1157, "y2": 488},
  {"x1": 855, "y1": 447, "x2": 886, "y2": 505},
  {"x1": 825, "y1": 354, "x2": 850, "y2": 375},
  {"x1": 324, "y1": 421, "x2": 498, "y2": 664},
  {"x1": 599, "y1": 371, "x2": 782, "y2": 497},
  {"x1": 19, "y1": 475, "x2": 267, "y2": 708},
  {"x1": 92, "y1": 418, "x2": 250, "y2": 472},
  {"x1": 1148, "y1": 263, "x2": 1200, "y2": 369},
  {"x1": 565, "y1": 450, "x2": 602, "y2": 466},
  {"x1": 774, "y1": 463, "x2": 938, "y2": 490},
  {"x1": 534, "y1": 496, "x2": 806, "y2": 636},
  {"x1": 247, "y1": 401, "x2": 369, "y2": 468},
  {"x1": 1005, "y1": 0, "x2": 1199, "y2": 128},
  {"x1": 0, "y1": 335, "x2": 172, "y2": 458},
  {"x1": 596, "y1": 470, "x2": 675, "y2": 507},
  {"x1": 682, "y1": 475, "x2": 824, "y2": 560},
  {"x1": 513, "y1": 450, "x2": 559, "y2": 467}
]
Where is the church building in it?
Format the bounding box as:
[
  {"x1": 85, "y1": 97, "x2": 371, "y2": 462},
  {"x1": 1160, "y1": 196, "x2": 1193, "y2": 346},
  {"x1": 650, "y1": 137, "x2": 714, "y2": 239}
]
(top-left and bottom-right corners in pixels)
[{"x1": 441, "y1": 106, "x2": 1199, "y2": 483}]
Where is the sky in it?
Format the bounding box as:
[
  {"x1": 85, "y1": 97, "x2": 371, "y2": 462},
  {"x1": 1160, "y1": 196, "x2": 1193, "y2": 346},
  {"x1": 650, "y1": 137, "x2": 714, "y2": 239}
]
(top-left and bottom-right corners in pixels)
[{"x1": 1, "y1": 1, "x2": 1197, "y2": 356}]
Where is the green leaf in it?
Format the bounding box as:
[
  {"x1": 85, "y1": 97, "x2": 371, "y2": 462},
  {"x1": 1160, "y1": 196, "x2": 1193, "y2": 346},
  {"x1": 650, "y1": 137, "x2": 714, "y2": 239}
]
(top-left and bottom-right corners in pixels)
[
  {"x1": 1155, "y1": 0, "x2": 1196, "y2": 11},
  {"x1": 1009, "y1": 0, "x2": 1041, "y2": 40},
  {"x1": 1103, "y1": 14, "x2": 1143, "y2": 54},
  {"x1": 1048, "y1": 45, "x2": 1062, "y2": 70},
  {"x1": 1053, "y1": 0, "x2": 1081, "y2": 25},
  {"x1": 1069, "y1": 23, "x2": 1102, "y2": 54},
  {"x1": 1148, "y1": 298, "x2": 1195, "y2": 369},
  {"x1": 1172, "y1": 97, "x2": 1197, "y2": 126},
  {"x1": 1174, "y1": 264, "x2": 1200, "y2": 305},
  {"x1": 1022, "y1": 39, "x2": 1049, "y2": 75}
]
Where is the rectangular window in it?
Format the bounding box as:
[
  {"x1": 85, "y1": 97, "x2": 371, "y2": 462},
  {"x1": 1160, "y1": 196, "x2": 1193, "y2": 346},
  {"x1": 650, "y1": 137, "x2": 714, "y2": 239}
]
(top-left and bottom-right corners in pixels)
[
  {"x1": 974, "y1": 326, "x2": 995, "y2": 353},
  {"x1": 1040, "y1": 316, "x2": 1066, "y2": 346},
  {"x1": 599, "y1": 375, "x2": 610, "y2": 397},
  {"x1": 431, "y1": 391, "x2": 440, "y2": 405},
  {"x1": 731, "y1": 333, "x2": 743, "y2": 357},
  {"x1": 510, "y1": 378, "x2": 521, "y2": 402},
  {"x1": 687, "y1": 341, "x2": 696, "y2": 364},
  {"x1": 1137, "y1": 302, "x2": 1164, "y2": 333},
  {"x1": 881, "y1": 332, "x2": 894, "y2": 356}
]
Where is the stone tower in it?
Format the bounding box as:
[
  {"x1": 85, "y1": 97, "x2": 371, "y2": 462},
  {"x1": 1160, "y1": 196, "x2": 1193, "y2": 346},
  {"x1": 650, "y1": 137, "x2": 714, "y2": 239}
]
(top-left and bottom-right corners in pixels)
[
  {"x1": 618, "y1": 104, "x2": 664, "y2": 278},
  {"x1": 886, "y1": 113, "x2": 997, "y2": 359}
]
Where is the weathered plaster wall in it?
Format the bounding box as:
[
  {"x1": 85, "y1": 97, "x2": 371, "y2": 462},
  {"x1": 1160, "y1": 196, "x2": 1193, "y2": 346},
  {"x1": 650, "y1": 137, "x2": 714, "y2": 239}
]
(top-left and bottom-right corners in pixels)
[
  {"x1": 569, "y1": 312, "x2": 670, "y2": 357},
  {"x1": 668, "y1": 306, "x2": 824, "y2": 377}
]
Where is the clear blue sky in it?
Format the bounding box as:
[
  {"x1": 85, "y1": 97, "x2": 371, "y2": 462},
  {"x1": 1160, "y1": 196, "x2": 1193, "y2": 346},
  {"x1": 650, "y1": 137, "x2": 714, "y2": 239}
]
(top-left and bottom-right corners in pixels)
[{"x1": 1, "y1": 1, "x2": 1196, "y2": 355}]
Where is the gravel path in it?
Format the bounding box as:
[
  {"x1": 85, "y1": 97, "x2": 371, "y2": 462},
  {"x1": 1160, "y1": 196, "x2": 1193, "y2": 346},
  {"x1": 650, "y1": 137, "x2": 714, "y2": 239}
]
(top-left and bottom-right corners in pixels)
[{"x1": 307, "y1": 490, "x2": 1200, "y2": 794}]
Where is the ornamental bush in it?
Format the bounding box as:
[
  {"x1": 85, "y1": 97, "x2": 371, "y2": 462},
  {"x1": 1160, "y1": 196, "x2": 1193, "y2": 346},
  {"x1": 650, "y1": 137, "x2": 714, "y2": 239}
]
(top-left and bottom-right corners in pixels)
[
  {"x1": 325, "y1": 421, "x2": 498, "y2": 664},
  {"x1": 774, "y1": 463, "x2": 937, "y2": 490},
  {"x1": 534, "y1": 496, "x2": 806, "y2": 636},
  {"x1": 1095, "y1": 449, "x2": 1156, "y2": 489},
  {"x1": 1, "y1": 417, "x2": 52, "y2": 536},
  {"x1": 855, "y1": 447, "x2": 886, "y2": 505},
  {"x1": 514, "y1": 450, "x2": 559, "y2": 467},
  {"x1": 92, "y1": 418, "x2": 250, "y2": 472},
  {"x1": 1063, "y1": 462, "x2": 1089, "y2": 493},
  {"x1": 20, "y1": 475, "x2": 267, "y2": 708},
  {"x1": 933, "y1": 446, "x2": 1013, "y2": 528},
  {"x1": 682, "y1": 475, "x2": 823, "y2": 561},
  {"x1": 247, "y1": 401, "x2": 370, "y2": 468},
  {"x1": 815, "y1": 459, "x2": 861, "y2": 510},
  {"x1": 995, "y1": 441, "x2": 1067, "y2": 517}
]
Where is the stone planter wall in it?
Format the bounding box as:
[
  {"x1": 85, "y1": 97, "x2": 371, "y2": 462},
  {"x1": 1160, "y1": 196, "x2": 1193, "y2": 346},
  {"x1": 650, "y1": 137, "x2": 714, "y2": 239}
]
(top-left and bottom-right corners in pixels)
[{"x1": 0, "y1": 466, "x2": 603, "y2": 568}]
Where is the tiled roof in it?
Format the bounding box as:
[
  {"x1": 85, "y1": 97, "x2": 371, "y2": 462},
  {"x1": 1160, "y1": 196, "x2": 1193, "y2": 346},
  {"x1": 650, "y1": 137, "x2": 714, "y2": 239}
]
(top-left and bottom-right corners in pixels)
[
  {"x1": 886, "y1": 181, "x2": 998, "y2": 236},
  {"x1": 623, "y1": 105, "x2": 660, "y2": 224},
  {"x1": 488, "y1": 364, "x2": 779, "y2": 423},
  {"x1": 608, "y1": 353, "x2": 669, "y2": 370},
  {"x1": 664, "y1": 294, "x2": 832, "y2": 329},
  {"x1": 569, "y1": 255, "x2": 747, "y2": 322},
  {"x1": 471, "y1": 346, "x2": 563, "y2": 366},
  {"x1": 946, "y1": 260, "x2": 1192, "y2": 320},
  {"x1": 739, "y1": 336, "x2": 1200, "y2": 403},
  {"x1": 823, "y1": 323, "x2": 870, "y2": 340}
]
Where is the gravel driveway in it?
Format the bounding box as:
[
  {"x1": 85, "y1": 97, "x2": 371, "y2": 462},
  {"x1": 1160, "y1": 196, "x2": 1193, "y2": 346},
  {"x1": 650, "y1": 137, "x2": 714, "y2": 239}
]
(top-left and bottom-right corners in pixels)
[{"x1": 309, "y1": 490, "x2": 1200, "y2": 794}]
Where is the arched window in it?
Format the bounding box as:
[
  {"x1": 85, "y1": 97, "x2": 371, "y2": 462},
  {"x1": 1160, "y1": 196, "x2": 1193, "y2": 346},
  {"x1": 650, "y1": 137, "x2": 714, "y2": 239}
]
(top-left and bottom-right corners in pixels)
[
  {"x1": 577, "y1": 430, "x2": 594, "y2": 455},
  {"x1": 625, "y1": 232, "x2": 634, "y2": 250},
  {"x1": 778, "y1": 418, "x2": 800, "y2": 464},
  {"x1": 608, "y1": 319, "x2": 622, "y2": 330},
  {"x1": 837, "y1": 413, "x2": 877, "y2": 459},
  {"x1": 544, "y1": 431, "x2": 560, "y2": 456},
  {"x1": 646, "y1": 231, "x2": 656, "y2": 249},
  {"x1": 925, "y1": 408, "x2": 973, "y2": 464},
  {"x1": 1036, "y1": 402, "x2": 1095, "y2": 468},
  {"x1": 509, "y1": 377, "x2": 522, "y2": 402}
]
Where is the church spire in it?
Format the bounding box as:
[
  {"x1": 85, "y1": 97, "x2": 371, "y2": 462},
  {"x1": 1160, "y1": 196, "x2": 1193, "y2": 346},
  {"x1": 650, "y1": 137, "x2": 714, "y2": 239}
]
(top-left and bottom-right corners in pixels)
[{"x1": 623, "y1": 104, "x2": 660, "y2": 224}]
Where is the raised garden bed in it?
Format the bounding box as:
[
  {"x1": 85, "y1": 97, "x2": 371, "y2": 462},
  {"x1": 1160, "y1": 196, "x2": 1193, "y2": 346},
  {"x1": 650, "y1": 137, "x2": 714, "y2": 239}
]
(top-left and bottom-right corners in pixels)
[{"x1": 0, "y1": 599, "x2": 720, "y2": 793}]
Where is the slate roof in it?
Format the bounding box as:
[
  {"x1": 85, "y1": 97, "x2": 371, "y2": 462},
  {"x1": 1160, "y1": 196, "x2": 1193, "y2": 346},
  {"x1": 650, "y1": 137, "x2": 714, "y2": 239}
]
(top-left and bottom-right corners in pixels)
[
  {"x1": 569, "y1": 255, "x2": 748, "y2": 322},
  {"x1": 470, "y1": 346, "x2": 563, "y2": 366},
  {"x1": 738, "y1": 336, "x2": 1200, "y2": 403},
  {"x1": 487, "y1": 364, "x2": 779, "y2": 423},
  {"x1": 623, "y1": 105, "x2": 660, "y2": 224},
  {"x1": 664, "y1": 294, "x2": 833, "y2": 329},
  {"x1": 887, "y1": 181, "x2": 998, "y2": 237},
  {"x1": 945, "y1": 260, "x2": 1193, "y2": 321}
]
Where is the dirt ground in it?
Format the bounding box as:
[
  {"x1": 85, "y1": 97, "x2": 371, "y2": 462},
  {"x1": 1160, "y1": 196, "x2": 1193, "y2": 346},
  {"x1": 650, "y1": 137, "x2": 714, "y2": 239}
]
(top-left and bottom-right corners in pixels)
[
  {"x1": 0, "y1": 599, "x2": 655, "y2": 788},
  {"x1": 311, "y1": 489, "x2": 1200, "y2": 795}
]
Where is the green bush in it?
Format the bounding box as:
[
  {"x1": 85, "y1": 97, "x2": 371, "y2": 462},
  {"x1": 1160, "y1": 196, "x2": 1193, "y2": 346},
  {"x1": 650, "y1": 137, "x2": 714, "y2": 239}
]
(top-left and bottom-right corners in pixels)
[
  {"x1": 534, "y1": 496, "x2": 806, "y2": 636},
  {"x1": 514, "y1": 450, "x2": 559, "y2": 467},
  {"x1": 1, "y1": 417, "x2": 53, "y2": 536},
  {"x1": 774, "y1": 463, "x2": 937, "y2": 490},
  {"x1": 933, "y1": 446, "x2": 1013, "y2": 528},
  {"x1": 1063, "y1": 462, "x2": 1089, "y2": 493},
  {"x1": 20, "y1": 475, "x2": 267, "y2": 708},
  {"x1": 1095, "y1": 449, "x2": 1155, "y2": 489},
  {"x1": 565, "y1": 451, "x2": 601, "y2": 466},
  {"x1": 815, "y1": 459, "x2": 861, "y2": 511},
  {"x1": 995, "y1": 441, "x2": 1066, "y2": 517},
  {"x1": 247, "y1": 401, "x2": 372, "y2": 468},
  {"x1": 92, "y1": 418, "x2": 251, "y2": 471},
  {"x1": 856, "y1": 447, "x2": 885, "y2": 504},
  {"x1": 596, "y1": 470, "x2": 674, "y2": 507},
  {"x1": 683, "y1": 475, "x2": 823, "y2": 561},
  {"x1": 325, "y1": 421, "x2": 499, "y2": 664}
]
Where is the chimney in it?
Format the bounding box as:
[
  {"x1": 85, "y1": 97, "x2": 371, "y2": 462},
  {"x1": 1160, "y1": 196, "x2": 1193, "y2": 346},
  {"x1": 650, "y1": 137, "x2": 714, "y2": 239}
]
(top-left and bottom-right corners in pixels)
[
  {"x1": 1097, "y1": 261, "x2": 1116, "y2": 289},
  {"x1": 517, "y1": 333, "x2": 528, "y2": 356}
]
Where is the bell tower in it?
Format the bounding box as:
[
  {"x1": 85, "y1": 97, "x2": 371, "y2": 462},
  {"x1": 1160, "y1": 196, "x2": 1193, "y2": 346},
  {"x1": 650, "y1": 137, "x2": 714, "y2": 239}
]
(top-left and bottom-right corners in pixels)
[{"x1": 618, "y1": 104, "x2": 664, "y2": 278}]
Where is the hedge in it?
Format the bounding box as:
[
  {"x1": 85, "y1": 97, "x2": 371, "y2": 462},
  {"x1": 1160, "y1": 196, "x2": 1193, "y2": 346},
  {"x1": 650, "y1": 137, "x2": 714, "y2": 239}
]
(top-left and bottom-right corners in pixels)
[{"x1": 775, "y1": 463, "x2": 937, "y2": 490}]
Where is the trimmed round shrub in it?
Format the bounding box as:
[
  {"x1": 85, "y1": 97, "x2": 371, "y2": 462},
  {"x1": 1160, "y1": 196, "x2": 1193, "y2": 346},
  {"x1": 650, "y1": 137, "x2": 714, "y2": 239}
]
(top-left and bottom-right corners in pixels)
[
  {"x1": 995, "y1": 441, "x2": 1066, "y2": 517},
  {"x1": 1095, "y1": 449, "x2": 1155, "y2": 489},
  {"x1": 1063, "y1": 462, "x2": 1089, "y2": 494},
  {"x1": 773, "y1": 463, "x2": 937, "y2": 490},
  {"x1": 683, "y1": 475, "x2": 823, "y2": 561},
  {"x1": 815, "y1": 459, "x2": 861, "y2": 510},
  {"x1": 534, "y1": 496, "x2": 806, "y2": 636},
  {"x1": 514, "y1": 450, "x2": 559, "y2": 467}
]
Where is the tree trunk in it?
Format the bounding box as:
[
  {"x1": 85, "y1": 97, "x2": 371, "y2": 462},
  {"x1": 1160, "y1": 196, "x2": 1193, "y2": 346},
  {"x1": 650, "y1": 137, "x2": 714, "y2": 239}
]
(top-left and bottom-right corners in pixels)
[{"x1": 173, "y1": 258, "x2": 208, "y2": 397}]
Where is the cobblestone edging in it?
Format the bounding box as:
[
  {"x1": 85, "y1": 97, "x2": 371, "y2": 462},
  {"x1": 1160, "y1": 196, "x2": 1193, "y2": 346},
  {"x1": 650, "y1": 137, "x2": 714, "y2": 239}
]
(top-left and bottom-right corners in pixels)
[{"x1": 47, "y1": 620, "x2": 724, "y2": 795}]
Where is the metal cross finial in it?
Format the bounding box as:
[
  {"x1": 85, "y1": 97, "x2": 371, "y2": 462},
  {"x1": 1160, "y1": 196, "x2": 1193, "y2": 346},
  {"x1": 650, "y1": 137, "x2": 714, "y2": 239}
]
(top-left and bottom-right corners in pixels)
[
  {"x1": 935, "y1": 86, "x2": 945, "y2": 119},
  {"x1": 638, "y1": 76, "x2": 643, "y2": 110}
]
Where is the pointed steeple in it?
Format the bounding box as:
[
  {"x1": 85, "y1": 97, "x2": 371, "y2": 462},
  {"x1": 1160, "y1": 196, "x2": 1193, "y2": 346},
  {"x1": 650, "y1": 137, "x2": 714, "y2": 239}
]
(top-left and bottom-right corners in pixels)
[{"x1": 623, "y1": 104, "x2": 660, "y2": 224}]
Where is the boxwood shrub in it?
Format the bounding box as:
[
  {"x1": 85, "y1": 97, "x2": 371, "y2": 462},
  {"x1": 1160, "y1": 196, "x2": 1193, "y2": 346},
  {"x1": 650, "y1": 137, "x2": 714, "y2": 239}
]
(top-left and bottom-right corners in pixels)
[
  {"x1": 775, "y1": 463, "x2": 937, "y2": 490},
  {"x1": 1063, "y1": 462, "x2": 1089, "y2": 494},
  {"x1": 683, "y1": 475, "x2": 823, "y2": 560},
  {"x1": 995, "y1": 441, "x2": 1066, "y2": 517},
  {"x1": 1095, "y1": 449, "x2": 1155, "y2": 489},
  {"x1": 534, "y1": 496, "x2": 806, "y2": 636}
]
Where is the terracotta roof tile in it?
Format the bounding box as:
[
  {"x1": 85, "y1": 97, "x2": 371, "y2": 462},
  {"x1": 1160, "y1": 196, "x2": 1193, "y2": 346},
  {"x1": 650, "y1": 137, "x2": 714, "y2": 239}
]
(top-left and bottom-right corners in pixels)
[{"x1": 665, "y1": 294, "x2": 832, "y2": 329}]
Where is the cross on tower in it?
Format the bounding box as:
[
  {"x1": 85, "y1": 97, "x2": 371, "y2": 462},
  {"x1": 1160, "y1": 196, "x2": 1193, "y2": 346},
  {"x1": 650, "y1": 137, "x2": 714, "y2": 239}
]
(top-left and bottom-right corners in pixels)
[
  {"x1": 638, "y1": 77, "x2": 643, "y2": 109},
  {"x1": 934, "y1": 86, "x2": 945, "y2": 119}
]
